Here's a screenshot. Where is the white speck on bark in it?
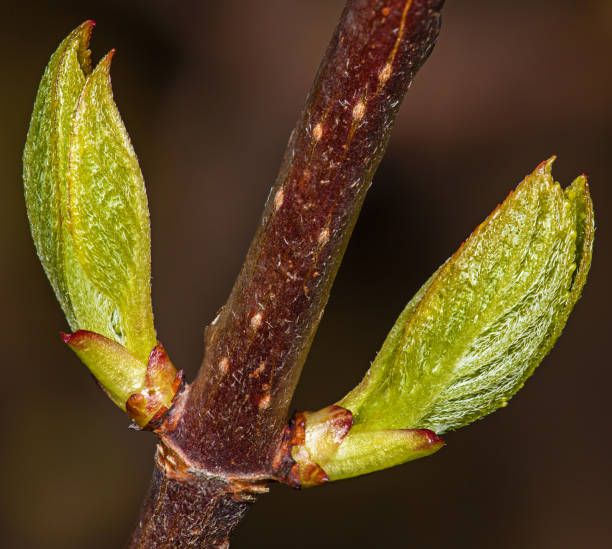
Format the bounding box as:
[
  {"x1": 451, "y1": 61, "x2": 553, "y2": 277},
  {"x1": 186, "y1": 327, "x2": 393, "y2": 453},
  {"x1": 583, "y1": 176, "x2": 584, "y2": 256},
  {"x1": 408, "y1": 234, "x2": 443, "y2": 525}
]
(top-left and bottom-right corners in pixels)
[
  {"x1": 379, "y1": 62, "x2": 392, "y2": 84},
  {"x1": 250, "y1": 312, "x2": 263, "y2": 331},
  {"x1": 318, "y1": 227, "x2": 330, "y2": 245},
  {"x1": 258, "y1": 394, "x2": 271, "y2": 410},
  {"x1": 274, "y1": 188, "x2": 284, "y2": 210},
  {"x1": 352, "y1": 99, "x2": 365, "y2": 121}
]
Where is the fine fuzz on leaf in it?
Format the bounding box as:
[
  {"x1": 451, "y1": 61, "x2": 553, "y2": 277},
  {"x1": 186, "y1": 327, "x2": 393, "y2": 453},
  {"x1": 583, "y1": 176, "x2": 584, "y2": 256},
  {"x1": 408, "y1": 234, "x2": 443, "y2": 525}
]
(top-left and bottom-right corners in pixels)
[
  {"x1": 290, "y1": 159, "x2": 593, "y2": 485},
  {"x1": 23, "y1": 21, "x2": 98, "y2": 331},
  {"x1": 23, "y1": 22, "x2": 161, "y2": 409},
  {"x1": 339, "y1": 158, "x2": 594, "y2": 435},
  {"x1": 24, "y1": 23, "x2": 156, "y2": 362},
  {"x1": 67, "y1": 51, "x2": 155, "y2": 362}
]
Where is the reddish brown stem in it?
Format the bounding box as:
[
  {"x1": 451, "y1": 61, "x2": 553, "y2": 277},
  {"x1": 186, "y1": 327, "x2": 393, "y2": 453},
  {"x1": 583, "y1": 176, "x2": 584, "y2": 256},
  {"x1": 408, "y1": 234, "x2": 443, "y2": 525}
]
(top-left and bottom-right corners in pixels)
[
  {"x1": 168, "y1": 0, "x2": 443, "y2": 474},
  {"x1": 128, "y1": 462, "x2": 250, "y2": 549},
  {"x1": 129, "y1": 1, "x2": 444, "y2": 547}
]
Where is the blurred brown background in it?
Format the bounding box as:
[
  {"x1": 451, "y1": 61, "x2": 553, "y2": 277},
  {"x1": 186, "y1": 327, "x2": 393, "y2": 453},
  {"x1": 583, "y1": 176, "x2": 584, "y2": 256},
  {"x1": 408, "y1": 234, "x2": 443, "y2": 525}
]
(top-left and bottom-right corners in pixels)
[{"x1": 1, "y1": 1, "x2": 611, "y2": 547}]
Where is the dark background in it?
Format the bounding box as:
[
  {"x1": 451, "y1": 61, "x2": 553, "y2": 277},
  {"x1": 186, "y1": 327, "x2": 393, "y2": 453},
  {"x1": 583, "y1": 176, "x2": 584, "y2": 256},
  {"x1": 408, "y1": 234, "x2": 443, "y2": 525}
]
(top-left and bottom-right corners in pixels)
[{"x1": 2, "y1": 1, "x2": 610, "y2": 547}]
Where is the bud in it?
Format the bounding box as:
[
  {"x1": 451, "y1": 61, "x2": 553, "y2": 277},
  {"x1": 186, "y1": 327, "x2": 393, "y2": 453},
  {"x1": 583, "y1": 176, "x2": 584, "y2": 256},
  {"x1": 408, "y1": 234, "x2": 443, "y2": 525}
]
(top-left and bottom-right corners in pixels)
[
  {"x1": 290, "y1": 159, "x2": 594, "y2": 484},
  {"x1": 23, "y1": 22, "x2": 179, "y2": 425}
]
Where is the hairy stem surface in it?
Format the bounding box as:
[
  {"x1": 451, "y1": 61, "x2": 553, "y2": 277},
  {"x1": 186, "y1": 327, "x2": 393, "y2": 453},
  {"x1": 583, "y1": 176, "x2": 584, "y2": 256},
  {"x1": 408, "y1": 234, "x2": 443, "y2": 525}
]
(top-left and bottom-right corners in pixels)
[{"x1": 129, "y1": 1, "x2": 444, "y2": 546}]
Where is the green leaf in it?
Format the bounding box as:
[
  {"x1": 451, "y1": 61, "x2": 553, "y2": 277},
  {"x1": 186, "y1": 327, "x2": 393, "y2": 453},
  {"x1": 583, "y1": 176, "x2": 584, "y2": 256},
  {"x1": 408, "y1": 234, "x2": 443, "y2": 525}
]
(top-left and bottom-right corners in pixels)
[
  {"x1": 339, "y1": 158, "x2": 594, "y2": 435},
  {"x1": 23, "y1": 23, "x2": 165, "y2": 413},
  {"x1": 24, "y1": 23, "x2": 156, "y2": 364},
  {"x1": 67, "y1": 50, "x2": 155, "y2": 362},
  {"x1": 23, "y1": 21, "x2": 95, "y2": 329},
  {"x1": 289, "y1": 159, "x2": 594, "y2": 486}
]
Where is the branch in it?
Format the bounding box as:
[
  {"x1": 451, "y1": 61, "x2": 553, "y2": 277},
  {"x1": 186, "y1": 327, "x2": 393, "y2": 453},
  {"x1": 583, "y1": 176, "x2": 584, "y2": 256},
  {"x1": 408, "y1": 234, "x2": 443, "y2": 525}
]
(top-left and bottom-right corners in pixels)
[
  {"x1": 129, "y1": 0, "x2": 444, "y2": 546},
  {"x1": 128, "y1": 462, "x2": 251, "y2": 549},
  {"x1": 166, "y1": 0, "x2": 444, "y2": 473}
]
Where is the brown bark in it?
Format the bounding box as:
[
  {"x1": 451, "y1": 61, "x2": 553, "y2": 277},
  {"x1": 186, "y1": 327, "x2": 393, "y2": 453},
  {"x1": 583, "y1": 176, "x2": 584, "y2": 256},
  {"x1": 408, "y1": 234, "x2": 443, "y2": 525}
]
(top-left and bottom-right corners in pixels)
[
  {"x1": 128, "y1": 460, "x2": 251, "y2": 549},
  {"x1": 129, "y1": 1, "x2": 444, "y2": 547}
]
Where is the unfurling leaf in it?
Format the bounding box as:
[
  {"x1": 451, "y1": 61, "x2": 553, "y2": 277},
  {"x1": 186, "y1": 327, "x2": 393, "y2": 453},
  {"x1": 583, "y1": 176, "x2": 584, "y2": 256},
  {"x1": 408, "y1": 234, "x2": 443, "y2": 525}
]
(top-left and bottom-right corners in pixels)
[
  {"x1": 340, "y1": 158, "x2": 593, "y2": 433},
  {"x1": 23, "y1": 22, "x2": 177, "y2": 422},
  {"x1": 23, "y1": 21, "x2": 97, "y2": 331},
  {"x1": 67, "y1": 50, "x2": 155, "y2": 362},
  {"x1": 290, "y1": 158, "x2": 594, "y2": 484}
]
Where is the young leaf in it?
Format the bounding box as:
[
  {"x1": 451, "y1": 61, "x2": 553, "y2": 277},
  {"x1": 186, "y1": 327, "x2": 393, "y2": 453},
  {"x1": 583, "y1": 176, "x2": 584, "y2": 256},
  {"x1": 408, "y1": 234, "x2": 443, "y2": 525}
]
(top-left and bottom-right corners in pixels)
[
  {"x1": 340, "y1": 158, "x2": 594, "y2": 434},
  {"x1": 23, "y1": 21, "x2": 96, "y2": 329},
  {"x1": 23, "y1": 22, "x2": 168, "y2": 414},
  {"x1": 289, "y1": 159, "x2": 594, "y2": 485},
  {"x1": 24, "y1": 22, "x2": 156, "y2": 362},
  {"x1": 67, "y1": 51, "x2": 156, "y2": 362}
]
